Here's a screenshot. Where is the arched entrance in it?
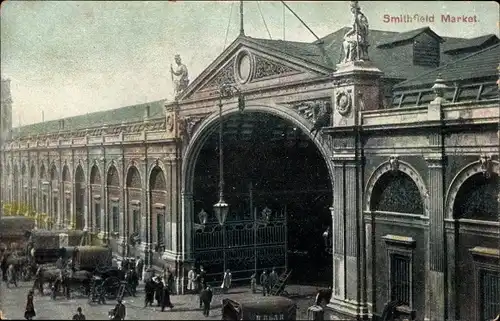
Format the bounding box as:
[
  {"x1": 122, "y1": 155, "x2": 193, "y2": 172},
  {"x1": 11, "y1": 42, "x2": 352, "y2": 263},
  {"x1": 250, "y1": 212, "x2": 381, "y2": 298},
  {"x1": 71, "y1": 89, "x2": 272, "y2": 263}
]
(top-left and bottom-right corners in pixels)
[
  {"x1": 126, "y1": 165, "x2": 143, "y2": 257},
  {"x1": 74, "y1": 165, "x2": 85, "y2": 230},
  {"x1": 62, "y1": 165, "x2": 71, "y2": 227},
  {"x1": 448, "y1": 161, "x2": 499, "y2": 321},
  {"x1": 149, "y1": 166, "x2": 167, "y2": 255},
  {"x1": 107, "y1": 165, "x2": 121, "y2": 243},
  {"x1": 90, "y1": 164, "x2": 102, "y2": 232},
  {"x1": 49, "y1": 164, "x2": 59, "y2": 228},
  {"x1": 184, "y1": 106, "x2": 334, "y2": 285}
]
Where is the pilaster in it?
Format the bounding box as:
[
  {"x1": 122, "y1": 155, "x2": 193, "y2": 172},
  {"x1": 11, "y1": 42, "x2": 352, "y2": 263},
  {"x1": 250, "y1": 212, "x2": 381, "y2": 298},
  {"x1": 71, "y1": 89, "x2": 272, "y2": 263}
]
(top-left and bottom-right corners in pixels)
[
  {"x1": 83, "y1": 158, "x2": 89, "y2": 231},
  {"x1": 425, "y1": 155, "x2": 446, "y2": 321},
  {"x1": 142, "y1": 158, "x2": 151, "y2": 266}
]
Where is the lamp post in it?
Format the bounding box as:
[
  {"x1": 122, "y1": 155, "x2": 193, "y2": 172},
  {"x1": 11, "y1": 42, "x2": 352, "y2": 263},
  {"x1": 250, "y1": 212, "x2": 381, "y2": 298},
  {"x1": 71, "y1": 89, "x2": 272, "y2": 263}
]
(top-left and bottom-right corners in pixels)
[{"x1": 213, "y1": 83, "x2": 244, "y2": 274}]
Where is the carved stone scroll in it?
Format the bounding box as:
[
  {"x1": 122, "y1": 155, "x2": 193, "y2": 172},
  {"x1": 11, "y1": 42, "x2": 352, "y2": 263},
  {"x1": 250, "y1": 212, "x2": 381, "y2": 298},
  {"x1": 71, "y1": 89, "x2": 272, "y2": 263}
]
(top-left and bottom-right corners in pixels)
[
  {"x1": 200, "y1": 59, "x2": 236, "y2": 91},
  {"x1": 253, "y1": 56, "x2": 297, "y2": 80}
]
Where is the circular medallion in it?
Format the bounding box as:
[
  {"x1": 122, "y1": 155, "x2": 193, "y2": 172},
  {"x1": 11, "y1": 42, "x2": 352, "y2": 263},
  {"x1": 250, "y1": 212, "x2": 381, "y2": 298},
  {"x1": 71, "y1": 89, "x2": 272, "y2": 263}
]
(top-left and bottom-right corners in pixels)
[
  {"x1": 166, "y1": 115, "x2": 174, "y2": 132},
  {"x1": 336, "y1": 91, "x2": 351, "y2": 116},
  {"x1": 234, "y1": 50, "x2": 253, "y2": 84}
]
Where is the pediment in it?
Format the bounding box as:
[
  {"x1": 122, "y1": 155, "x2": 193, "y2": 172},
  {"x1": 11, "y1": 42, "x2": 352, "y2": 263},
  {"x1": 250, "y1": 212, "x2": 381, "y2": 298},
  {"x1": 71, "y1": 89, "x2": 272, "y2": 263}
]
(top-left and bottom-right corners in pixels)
[{"x1": 179, "y1": 37, "x2": 329, "y2": 101}]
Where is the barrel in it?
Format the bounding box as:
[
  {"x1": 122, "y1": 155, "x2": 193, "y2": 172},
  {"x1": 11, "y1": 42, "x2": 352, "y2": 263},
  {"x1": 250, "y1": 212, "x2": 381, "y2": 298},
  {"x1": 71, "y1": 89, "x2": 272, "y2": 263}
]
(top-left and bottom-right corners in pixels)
[{"x1": 307, "y1": 305, "x2": 324, "y2": 321}]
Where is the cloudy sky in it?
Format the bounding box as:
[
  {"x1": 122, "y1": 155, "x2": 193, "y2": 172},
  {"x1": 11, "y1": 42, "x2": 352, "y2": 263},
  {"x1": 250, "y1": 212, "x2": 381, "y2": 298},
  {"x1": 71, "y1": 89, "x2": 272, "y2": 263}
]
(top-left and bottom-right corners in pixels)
[{"x1": 1, "y1": 1, "x2": 498, "y2": 127}]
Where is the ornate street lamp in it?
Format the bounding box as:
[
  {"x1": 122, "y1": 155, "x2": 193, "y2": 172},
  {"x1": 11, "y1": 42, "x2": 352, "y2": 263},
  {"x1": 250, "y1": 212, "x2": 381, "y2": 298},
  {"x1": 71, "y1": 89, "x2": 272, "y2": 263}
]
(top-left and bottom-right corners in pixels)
[{"x1": 213, "y1": 83, "x2": 244, "y2": 273}]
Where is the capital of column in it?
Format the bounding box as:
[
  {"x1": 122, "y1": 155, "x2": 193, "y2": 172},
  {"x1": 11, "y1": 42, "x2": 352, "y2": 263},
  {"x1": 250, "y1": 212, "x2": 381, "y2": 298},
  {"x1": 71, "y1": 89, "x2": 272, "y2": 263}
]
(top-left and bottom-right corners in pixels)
[
  {"x1": 425, "y1": 154, "x2": 444, "y2": 168},
  {"x1": 181, "y1": 192, "x2": 193, "y2": 200}
]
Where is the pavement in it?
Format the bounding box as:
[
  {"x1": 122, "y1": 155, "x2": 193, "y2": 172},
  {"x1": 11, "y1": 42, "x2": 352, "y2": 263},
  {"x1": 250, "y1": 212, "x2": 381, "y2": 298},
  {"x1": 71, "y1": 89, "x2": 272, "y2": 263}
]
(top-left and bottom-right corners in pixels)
[{"x1": 0, "y1": 279, "x2": 323, "y2": 320}]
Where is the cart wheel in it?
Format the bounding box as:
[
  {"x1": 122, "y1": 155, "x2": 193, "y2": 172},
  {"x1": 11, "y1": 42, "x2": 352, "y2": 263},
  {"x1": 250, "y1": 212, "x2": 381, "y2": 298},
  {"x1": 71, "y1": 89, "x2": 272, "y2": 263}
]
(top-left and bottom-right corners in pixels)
[{"x1": 102, "y1": 277, "x2": 121, "y2": 300}]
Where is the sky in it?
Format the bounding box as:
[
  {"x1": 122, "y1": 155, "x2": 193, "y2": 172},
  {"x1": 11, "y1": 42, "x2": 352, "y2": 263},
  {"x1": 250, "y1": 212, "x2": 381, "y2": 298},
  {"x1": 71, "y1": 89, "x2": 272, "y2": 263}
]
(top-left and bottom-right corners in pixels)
[{"x1": 1, "y1": 1, "x2": 499, "y2": 127}]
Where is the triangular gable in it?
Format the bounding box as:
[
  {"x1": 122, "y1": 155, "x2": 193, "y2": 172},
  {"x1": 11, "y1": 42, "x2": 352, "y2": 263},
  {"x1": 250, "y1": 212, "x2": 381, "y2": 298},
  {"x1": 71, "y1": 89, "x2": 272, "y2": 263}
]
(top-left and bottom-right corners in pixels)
[{"x1": 179, "y1": 36, "x2": 331, "y2": 101}]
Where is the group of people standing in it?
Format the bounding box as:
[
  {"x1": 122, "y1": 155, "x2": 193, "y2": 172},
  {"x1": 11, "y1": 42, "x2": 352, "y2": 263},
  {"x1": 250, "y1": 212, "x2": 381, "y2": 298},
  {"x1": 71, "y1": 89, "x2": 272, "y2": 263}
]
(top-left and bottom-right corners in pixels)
[
  {"x1": 251, "y1": 268, "x2": 279, "y2": 296},
  {"x1": 143, "y1": 267, "x2": 175, "y2": 312}
]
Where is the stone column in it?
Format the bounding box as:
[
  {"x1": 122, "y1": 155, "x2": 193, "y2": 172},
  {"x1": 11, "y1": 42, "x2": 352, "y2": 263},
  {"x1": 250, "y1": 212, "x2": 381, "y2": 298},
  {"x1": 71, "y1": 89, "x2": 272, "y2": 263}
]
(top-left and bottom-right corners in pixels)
[
  {"x1": 71, "y1": 180, "x2": 76, "y2": 229},
  {"x1": 84, "y1": 159, "x2": 89, "y2": 231},
  {"x1": 181, "y1": 191, "x2": 194, "y2": 263},
  {"x1": 142, "y1": 159, "x2": 151, "y2": 266},
  {"x1": 425, "y1": 155, "x2": 446, "y2": 321},
  {"x1": 100, "y1": 159, "x2": 106, "y2": 239},
  {"x1": 330, "y1": 161, "x2": 345, "y2": 302}
]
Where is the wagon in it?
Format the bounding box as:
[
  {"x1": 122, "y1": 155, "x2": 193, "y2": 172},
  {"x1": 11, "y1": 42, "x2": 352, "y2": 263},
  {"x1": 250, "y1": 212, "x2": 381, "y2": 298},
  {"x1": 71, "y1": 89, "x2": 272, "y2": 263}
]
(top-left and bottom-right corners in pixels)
[
  {"x1": 61, "y1": 245, "x2": 113, "y2": 272},
  {"x1": 0, "y1": 217, "x2": 35, "y2": 251},
  {"x1": 29, "y1": 229, "x2": 86, "y2": 251},
  {"x1": 221, "y1": 296, "x2": 297, "y2": 320}
]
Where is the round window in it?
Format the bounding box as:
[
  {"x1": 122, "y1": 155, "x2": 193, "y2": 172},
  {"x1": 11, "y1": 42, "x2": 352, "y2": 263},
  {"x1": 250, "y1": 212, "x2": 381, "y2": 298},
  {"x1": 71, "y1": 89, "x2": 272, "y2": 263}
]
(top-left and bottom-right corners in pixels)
[{"x1": 235, "y1": 51, "x2": 252, "y2": 84}]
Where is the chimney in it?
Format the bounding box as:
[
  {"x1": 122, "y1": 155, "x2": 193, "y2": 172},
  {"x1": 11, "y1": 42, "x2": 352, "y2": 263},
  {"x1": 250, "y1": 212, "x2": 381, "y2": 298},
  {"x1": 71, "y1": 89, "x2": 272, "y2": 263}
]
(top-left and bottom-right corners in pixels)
[
  {"x1": 59, "y1": 119, "x2": 65, "y2": 130},
  {"x1": 144, "y1": 105, "x2": 151, "y2": 120}
]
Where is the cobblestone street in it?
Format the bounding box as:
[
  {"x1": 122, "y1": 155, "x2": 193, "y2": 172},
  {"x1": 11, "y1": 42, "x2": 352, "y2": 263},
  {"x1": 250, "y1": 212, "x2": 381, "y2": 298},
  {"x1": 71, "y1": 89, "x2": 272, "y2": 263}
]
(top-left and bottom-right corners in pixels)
[{"x1": 0, "y1": 279, "x2": 321, "y2": 320}]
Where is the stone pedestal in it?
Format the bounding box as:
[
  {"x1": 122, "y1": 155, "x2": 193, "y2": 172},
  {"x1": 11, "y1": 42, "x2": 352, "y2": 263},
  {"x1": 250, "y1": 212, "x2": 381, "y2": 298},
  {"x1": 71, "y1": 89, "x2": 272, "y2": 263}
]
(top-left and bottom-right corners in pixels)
[{"x1": 326, "y1": 59, "x2": 382, "y2": 321}]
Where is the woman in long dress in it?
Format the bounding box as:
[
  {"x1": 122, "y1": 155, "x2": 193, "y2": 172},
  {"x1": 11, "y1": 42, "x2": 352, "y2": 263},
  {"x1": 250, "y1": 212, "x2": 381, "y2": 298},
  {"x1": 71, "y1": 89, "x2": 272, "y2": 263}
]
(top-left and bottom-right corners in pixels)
[
  {"x1": 24, "y1": 290, "x2": 36, "y2": 320},
  {"x1": 187, "y1": 268, "x2": 196, "y2": 294},
  {"x1": 220, "y1": 269, "x2": 232, "y2": 293}
]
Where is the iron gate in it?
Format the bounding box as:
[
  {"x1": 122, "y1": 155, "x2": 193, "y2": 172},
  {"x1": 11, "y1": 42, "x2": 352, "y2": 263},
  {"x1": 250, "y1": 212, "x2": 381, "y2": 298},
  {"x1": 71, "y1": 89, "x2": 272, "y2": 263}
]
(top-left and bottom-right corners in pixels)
[{"x1": 193, "y1": 206, "x2": 287, "y2": 283}]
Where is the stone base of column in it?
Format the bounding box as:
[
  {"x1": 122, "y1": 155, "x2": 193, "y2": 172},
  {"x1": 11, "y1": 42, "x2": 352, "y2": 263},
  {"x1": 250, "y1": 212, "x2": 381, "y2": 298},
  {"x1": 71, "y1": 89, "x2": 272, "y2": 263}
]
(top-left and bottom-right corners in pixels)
[
  {"x1": 425, "y1": 270, "x2": 445, "y2": 321},
  {"x1": 326, "y1": 298, "x2": 370, "y2": 321}
]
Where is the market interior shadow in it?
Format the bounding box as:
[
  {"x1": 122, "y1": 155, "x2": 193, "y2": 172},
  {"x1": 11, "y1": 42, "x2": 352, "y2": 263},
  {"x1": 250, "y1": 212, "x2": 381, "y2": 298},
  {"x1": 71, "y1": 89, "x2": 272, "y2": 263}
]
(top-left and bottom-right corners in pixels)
[{"x1": 193, "y1": 112, "x2": 332, "y2": 287}]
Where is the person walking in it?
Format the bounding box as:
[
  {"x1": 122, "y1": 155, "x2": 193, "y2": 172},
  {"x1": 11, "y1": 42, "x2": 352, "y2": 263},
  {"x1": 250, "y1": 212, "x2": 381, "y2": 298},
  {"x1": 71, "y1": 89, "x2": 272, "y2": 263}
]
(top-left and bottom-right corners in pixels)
[
  {"x1": 200, "y1": 285, "x2": 213, "y2": 317},
  {"x1": 154, "y1": 277, "x2": 164, "y2": 307},
  {"x1": 199, "y1": 266, "x2": 207, "y2": 288},
  {"x1": 6, "y1": 264, "x2": 17, "y2": 288},
  {"x1": 160, "y1": 283, "x2": 174, "y2": 312},
  {"x1": 187, "y1": 267, "x2": 196, "y2": 294},
  {"x1": 135, "y1": 257, "x2": 144, "y2": 281},
  {"x1": 111, "y1": 299, "x2": 126, "y2": 320},
  {"x1": 260, "y1": 270, "x2": 269, "y2": 296},
  {"x1": 269, "y1": 268, "x2": 278, "y2": 290},
  {"x1": 220, "y1": 269, "x2": 232, "y2": 293},
  {"x1": 24, "y1": 290, "x2": 36, "y2": 320},
  {"x1": 165, "y1": 267, "x2": 175, "y2": 295},
  {"x1": 144, "y1": 278, "x2": 155, "y2": 307},
  {"x1": 72, "y1": 307, "x2": 86, "y2": 320},
  {"x1": 250, "y1": 272, "x2": 257, "y2": 293}
]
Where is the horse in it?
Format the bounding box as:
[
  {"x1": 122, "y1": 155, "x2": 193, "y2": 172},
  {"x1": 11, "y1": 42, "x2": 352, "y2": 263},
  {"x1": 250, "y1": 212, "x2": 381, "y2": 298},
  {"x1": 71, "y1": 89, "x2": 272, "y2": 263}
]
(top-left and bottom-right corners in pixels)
[
  {"x1": 32, "y1": 266, "x2": 60, "y2": 295},
  {"x1": 5, "y1": 255, "x2": 37, "y2": 281},
  {"x1": 60, "y1": 269, "x2": 93, "y2": 298}
]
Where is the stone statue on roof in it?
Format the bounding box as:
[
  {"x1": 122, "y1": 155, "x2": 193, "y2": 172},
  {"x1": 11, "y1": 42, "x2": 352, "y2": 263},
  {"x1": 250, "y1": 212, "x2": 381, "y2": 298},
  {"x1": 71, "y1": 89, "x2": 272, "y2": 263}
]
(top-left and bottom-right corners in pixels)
[
  {"x1": 170, "y1": 54, "x2": 189, "y2": 100},
  {"x1": 342, "y1": 1, "x2": 370, "y2": 63}
]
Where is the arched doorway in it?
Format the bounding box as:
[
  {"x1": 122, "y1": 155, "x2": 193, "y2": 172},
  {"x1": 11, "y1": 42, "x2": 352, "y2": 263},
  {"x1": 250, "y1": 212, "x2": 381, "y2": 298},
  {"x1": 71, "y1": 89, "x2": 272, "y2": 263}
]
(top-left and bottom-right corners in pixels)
[
  {"x1": 186, "y1": 110, "x2": 333, "y2": 285},
  {"x1": 62, "y1": 165, "x2": 71, "y2": 228},
  {"x1": 451, "y1": 166, "x2": 499, "y2": 321},
  {"x1": 107, "y1": 165, "x2": 121, "y2": 245},
  {"x1": 50, "y1": 164, "x2": 59, "y2": 228},
  {"x1": 90, "y1": 164, "x2": 102, "y2": 233},
  {"x1": 74, "y1": 166, "x2": 85, "y2": 230},
  {"x1": 149, "y1": 166, "x2": 167, "y2": 255},
  {"x1": 30, "y1": 165, "x2": 36, "y2": 212},
  {"x1": 12, "y1": 164, "x2": 19, "y2": 203},
  {"x1": 126, "y1": 165, "x2": 143, "y2": 256},
  {"x1": 40, "y1": 164, "x2": 47, "y2": 216}
]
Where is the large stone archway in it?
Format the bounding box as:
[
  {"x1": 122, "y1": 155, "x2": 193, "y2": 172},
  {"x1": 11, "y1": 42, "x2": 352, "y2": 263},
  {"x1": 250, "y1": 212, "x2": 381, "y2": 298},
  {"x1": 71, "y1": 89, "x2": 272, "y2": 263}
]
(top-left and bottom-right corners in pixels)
[{"x1": 180, "y1": 103, "x2": 335, "y2": 284}]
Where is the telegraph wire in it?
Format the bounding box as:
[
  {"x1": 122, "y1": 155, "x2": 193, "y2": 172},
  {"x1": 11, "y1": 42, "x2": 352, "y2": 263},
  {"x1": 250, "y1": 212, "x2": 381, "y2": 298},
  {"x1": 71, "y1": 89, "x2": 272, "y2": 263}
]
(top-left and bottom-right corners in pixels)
[
  {"x1": 257, "y1": 1, "x2": 272, "y2": 40},
  {"x1": 223, "y1": 1, "x2": 235, "y2": 50}
]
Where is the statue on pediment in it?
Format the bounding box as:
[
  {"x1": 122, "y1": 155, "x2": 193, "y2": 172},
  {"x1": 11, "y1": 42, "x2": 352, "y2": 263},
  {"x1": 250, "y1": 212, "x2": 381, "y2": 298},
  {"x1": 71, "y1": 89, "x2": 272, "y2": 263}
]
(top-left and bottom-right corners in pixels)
[
  {"x1": 170, "y1": 54, "x2": 190, "y2": 99},
  {"x1": 342, "y1": 1, "x2": 370, "y2": 63}
]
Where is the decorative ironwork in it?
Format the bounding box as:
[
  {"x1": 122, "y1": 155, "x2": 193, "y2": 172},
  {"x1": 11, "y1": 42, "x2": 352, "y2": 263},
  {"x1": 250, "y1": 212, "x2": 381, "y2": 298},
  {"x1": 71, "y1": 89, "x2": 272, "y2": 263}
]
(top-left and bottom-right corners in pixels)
[
  {"x1": 193, "y1": 206, "x2": 287, "y2": 281},
  {"x1": 253, "y1": 56, "x2": 297, "y2": 80}
]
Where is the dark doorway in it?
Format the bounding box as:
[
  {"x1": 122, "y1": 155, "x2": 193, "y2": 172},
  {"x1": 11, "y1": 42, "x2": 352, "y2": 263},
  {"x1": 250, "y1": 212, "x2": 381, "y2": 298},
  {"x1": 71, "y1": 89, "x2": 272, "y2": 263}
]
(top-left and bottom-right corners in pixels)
[
  {"x1": 75, "y1": 166, "x2": 85, "y2": 230},
  {"x1": 192, "y1": 112, "x2": 332, "y2": 286}
]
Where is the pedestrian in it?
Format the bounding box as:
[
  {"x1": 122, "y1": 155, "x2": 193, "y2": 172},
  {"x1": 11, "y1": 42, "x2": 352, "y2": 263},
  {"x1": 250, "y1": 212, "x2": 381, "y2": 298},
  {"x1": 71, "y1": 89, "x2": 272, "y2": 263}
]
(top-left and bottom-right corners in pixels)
[
  {"x1": 111, "y1": 299, "x2": 126, "y2": 320},
  {"x1": 194, "y1": 273, "x2": 201, "y2": 294},
  {"x1": 220, "y1": 269, "x2": 232, "y2": 293},
  {"x1": 187, "y1": 267, "x2": 196, "y2": 294},
  {"x1": 269, "y1": 267, "x2": 278, "y2": 289},
  {"x1": 250, "y1": 273, "x2": 257, "y2": 293},
  {"x1": 144, "y1": 278, "x2": 155, "y2": 307},
  {"x1": 24, "y1": 290, "x2": 36, "y2": 320},
  {"x1": 160, "y1": 283, "x2": 174, "y2": 312},
  {"x1": 6, "y1": 264, "x2": 17, "y2": 288},
  {"x1": 260, "y1": 270, "x2": 269, "y2": 296},
  {"x1": 154, "y1": 277, "x2": 164, "y2": 307},
  {"x1": 135, "y1": 256, "x2": 144, "y2": 281},
  {"x1": 199, "y1": 266, "x2": 207, "y2": 288},
  {"x1": 199, "y1": 285, "x2": 213, "y2": 317},
  {"x1": 72, "y1": 307, "x2": 86, "y2": 320}
]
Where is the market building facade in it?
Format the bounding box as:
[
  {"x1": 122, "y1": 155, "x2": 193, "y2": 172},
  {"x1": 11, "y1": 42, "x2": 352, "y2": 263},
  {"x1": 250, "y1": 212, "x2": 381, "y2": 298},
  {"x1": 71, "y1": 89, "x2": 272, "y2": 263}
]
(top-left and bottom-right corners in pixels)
[{"x1": 1, "y1": 5, "x2": 499, "y2": 320}]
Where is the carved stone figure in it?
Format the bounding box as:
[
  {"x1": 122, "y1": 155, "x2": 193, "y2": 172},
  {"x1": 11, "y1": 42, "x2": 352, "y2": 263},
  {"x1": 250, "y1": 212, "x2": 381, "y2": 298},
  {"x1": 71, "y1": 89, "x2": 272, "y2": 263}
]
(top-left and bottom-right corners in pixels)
[
  {"x1": 389, "y1": 155, "x2": 399, "y2": 172},
  {"x1": 342, "y1": 1, "x2": 370, "y2": 63},
  {"x1": 479, "y1": 155, "x2": 492, "y2": 179},
  {"x1": 198, "y1": 209, "x2": 208, "y2": 225},
  {"x1": 170, "y1": 54, "x2": 189, "y2": 99}
]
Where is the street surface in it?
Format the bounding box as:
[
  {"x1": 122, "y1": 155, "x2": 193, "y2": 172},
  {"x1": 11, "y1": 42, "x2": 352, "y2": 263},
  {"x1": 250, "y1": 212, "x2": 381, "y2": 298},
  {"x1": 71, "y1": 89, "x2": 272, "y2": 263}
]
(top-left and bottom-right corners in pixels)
[{"x1": 0, "y1": 279, "x2": 321, "y2": 320}]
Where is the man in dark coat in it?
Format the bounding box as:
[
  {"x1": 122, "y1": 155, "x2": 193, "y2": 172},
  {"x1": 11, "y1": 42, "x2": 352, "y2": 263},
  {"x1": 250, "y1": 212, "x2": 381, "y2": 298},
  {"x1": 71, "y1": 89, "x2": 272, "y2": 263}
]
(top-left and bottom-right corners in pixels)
[
  {"x1": 199, "y1": 285, "x2": 213, "y2": 317},
  {"x1": 260, "y1": 270, "x2": 269, "y2": 296},
  {"x1": 154, "y1": 277, "x2": 164, "y2": 307},
  {"x1": 160, "y1": 284, "x2": 174, "y2": 312},
  {"x1": 111, "y1": 299, "x2": 126, "y2": 320},
  {"x1": 0, "y1": 254, "x2": 7, "y2": 282},
  {"x1": 72, "y1": 307, "x2": 86, "y2": 320},
  {"x1": 135, "y1": 257, "x2": 144, "y2": 281},
  {"x1": 199, "y1": 266, "x2": 207, "y2": 288},
  {"x1": 314, "y1": 286, "x2": 332, "y2": 306},
  {"x1": 144, "y1": 279, "x2": 155, "y2": 307}
]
